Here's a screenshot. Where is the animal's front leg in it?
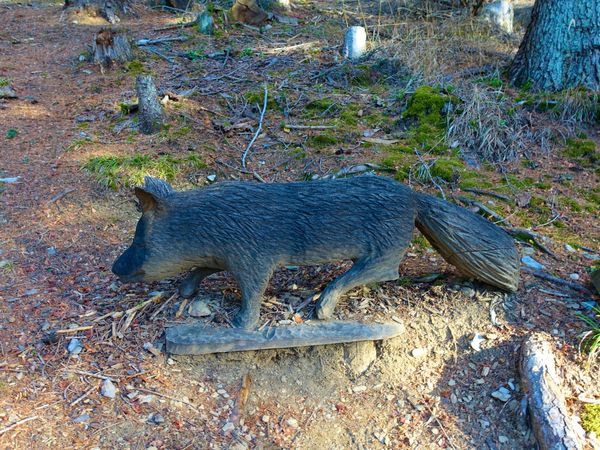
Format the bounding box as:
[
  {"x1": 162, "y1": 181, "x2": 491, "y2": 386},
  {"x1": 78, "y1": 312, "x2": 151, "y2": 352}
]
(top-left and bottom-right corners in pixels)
[
  {"x1": 179, "y1": 268, "x2": 221, "y2": 298},
  {"x1": 231, "y1": 265, "x2": 273, "y2": 330}
]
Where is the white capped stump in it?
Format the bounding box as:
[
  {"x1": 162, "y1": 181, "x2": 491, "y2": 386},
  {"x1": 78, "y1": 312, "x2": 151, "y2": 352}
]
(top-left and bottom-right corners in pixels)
[{"x1": 343, "y1": 26, "x2": 367, "y2": 61}]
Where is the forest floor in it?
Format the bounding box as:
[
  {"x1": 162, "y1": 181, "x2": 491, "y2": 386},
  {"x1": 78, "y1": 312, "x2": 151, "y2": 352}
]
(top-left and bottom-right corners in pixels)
[{"x1": 0, "y1": 0, "x2": 599, "y2": 449}]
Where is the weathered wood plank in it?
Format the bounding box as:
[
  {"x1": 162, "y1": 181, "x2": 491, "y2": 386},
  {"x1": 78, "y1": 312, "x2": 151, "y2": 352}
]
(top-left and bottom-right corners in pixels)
[
  {"x1": 165, "y1": 321, "x2": 404, "y2": 355},
  {"x1": 519, "y1": 333, "x2": 584, "y2": 450}
]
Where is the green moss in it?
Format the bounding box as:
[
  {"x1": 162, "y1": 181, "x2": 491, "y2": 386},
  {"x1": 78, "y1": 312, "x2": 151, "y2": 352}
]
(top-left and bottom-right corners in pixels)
[
  {"x1": 306, "y1": 99, "x2": 334, "y2": 113},
  {"x1": 0, "y1": 78, "x2": 10, "y2": 87},
  {"x1": 404, "y1": 86, "x2": 451, "y2": 128},
  {"x1": 559, "y1": 196, "x2": 582, "y2": 212},
  {"x1": 124, "y1": 60, "x2": 148, "y2": 77},
  {"x1": 84, "y1": 153, "x2": 206, "y2": 190},
  {"x1": 429, "y1": 158, "x2": 479, "y2": 186},
  {"x1": 308, "y1": 134, "x2": 338, "y2": 148},
  {"x1": 582, "y1": 403, "x2": 600, "y2": 434},
  {"x1": 245, "y1": 87, "x2": 279, "y2": 110},
  {"x1": 564, "y1": 138, "x2": 597, "y2": 158}
]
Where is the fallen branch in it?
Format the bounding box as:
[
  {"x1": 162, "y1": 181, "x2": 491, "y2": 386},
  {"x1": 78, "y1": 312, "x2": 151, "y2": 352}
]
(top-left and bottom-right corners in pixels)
[
  {"x1": 137, "y1": 36, "x2": 189, "y2": 46},
  {"x1": 47, "y1": 188, "x2": 75, "y2": 204},
  {"x1": 284, "y1": 124, "x2": 337, "y2": 130},
  {"x1": 526, "y1": 269, "x2": 592, "y2": 295},
  {"x1": 0, "y1": 176, "x2": 21, "y2": 183},
  {"x1": 0, "y1": 416, "x2": 39, "y2": 436},
  {"x1": 462, "y1": 188, "x2": 512, "y2": 202},
  {"x1": 241, "y1": 84, "x2": 268, "y2": 169},
  {"x1": 457, "y1": 196, "x2": 506, "y2": 223},
  {"x1": 56, "y1": 325, "x2": 93, "y2": 334},
  {"x1": 505, "y1": 228, "x2": 557, "y2": 259},
  {"x1": 70, "y1": 385, "x2": 97, "y2": 407},
  {"x1": 520, "y1": 333, "x2": 584, "y2": 450},
  {"x1": 136, "y1": 387, "x2": 202, "y2": 413}
]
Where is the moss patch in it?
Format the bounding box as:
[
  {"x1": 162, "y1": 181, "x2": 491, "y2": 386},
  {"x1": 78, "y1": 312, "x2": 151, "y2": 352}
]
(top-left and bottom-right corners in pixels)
[
  {"x1": 582, "y1": 404, "x2": 600, "y2": 434},
  {"x1": 307, "y1": 133, "x2": 338, "y2": 148},
  {"x1": 84, "y1": 153, "x2": 206, "y2": 189}
]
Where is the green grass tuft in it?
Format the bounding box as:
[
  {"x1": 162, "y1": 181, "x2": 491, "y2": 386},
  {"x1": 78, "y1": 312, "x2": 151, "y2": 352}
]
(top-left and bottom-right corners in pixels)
[{"x1": 84, "y1": 153, "x2": 206, "y2": 189}]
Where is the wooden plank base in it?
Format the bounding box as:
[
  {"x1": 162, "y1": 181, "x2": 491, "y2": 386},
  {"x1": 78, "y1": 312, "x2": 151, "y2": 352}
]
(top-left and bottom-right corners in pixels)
[{"x1": 165, "y1": 321, "x2": 404, "y2": 355}]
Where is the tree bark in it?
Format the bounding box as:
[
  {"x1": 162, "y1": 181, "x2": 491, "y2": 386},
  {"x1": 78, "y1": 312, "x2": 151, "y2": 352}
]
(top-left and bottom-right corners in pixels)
[
  {"x1": 509, "y1": 0, "x2": 600, "y2": 91},
  {"x1": 519, "y1": 333, "x2": 585, "y2": 450},
  {"x1": 64, "y1": 0, "x2": 130, "y2": 24},
  {"x1": 92, "y1": 29, "x2": 132, "y2": 69},
  {"x1": 136, "y1": 75, "x2": 164, "y2": 135}
]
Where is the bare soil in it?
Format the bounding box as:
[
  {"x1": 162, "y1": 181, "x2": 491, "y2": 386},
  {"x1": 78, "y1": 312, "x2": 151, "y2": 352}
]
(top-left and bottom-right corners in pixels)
[{"x1": 0, "y1": 1, "x2": 599, "y2": 449}]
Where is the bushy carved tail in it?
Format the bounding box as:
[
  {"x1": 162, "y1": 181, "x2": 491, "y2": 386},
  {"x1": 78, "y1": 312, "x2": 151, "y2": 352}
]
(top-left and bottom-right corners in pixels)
[{"x1": 414, "y1": 192, "x2": 519, "y2": 291}]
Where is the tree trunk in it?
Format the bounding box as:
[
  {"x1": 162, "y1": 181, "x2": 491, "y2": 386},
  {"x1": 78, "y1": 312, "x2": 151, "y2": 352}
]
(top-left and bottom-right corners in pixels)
[
  {"x1": 93, "y1": 29, "x2": 132, "y2": 69},
  {"x1": 64, "y1": 0, "x2": 130, "y2": 24},
  {"x1": 509, "y1": 0, "x2": 600, "y2": 91},
  {"x1": 136, "y1": 75, "x2": 164, "y2": 135}
]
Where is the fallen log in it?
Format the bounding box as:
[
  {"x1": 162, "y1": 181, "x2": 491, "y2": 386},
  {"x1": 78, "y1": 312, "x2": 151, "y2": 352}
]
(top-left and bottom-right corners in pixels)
[
  {"x1": 520, "y1": 333, "x2": 585, "y2": 450},
  {"x1": 165, "y1": 320, "x2": 404, "y2": 355}
]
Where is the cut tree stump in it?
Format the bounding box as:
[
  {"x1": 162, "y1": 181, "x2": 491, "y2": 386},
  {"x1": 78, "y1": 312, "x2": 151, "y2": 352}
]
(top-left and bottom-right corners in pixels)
[
  {"x1": 92, "y1": 29, "x2": 132, "y2": 70},
  {"x1": 520, "y1": 333, "x2": 585, "y2": 450},
  {"x1": 64, "y1": 0, "x2": 130, "y2": 24},
  {"x1": 165, "y1": 320, "x2": 404, "y2": 355},
  {"x1": 136, "y1": 75, "x2": 164, "y2": 134}
]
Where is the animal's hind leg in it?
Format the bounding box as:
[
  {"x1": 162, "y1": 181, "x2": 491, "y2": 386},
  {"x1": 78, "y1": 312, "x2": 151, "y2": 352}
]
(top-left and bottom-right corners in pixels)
[
  {"x1": 315, "y1": 254, "x2": 403, "y2": 320},
  {"x1": 179, "y1": 268, "x2": 221, "y2": 298}
]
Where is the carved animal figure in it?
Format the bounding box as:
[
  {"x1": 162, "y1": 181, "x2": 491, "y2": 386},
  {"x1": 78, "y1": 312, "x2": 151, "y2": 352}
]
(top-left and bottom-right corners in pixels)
[{"x1": 112, "y1": 176, "x2": 519, "y2": 329}]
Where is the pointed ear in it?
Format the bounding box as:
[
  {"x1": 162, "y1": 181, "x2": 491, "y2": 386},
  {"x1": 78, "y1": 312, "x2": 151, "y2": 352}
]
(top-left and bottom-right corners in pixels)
[{"x1": 134, "y1": 187, "x2": 159, "y2": 213}]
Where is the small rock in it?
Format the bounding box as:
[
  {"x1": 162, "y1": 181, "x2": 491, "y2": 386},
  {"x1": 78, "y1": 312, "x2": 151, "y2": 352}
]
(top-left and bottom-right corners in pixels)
[
  {"x1": 411, "y1": 348, "x2": 427, "y2": 358},
  {"x1": 0, "y1": 86, "x2": 17, "y2": 99},
  {"x1": 188, "y1": 300, "x2": 211, "y2": 317},
  {"x1": 148, "y1": 413, "x2": 165, "y2": 425},
  {"x1": 491, "y1": 387, "x2": 511, "y2": 402},
  {"x1": 207, "y1": 174, "x2": 217, "y2": 182},
  {"x1": 498, "y1": 435, "x2": 509, "y2": 444},
  {"x1": 261, "y1": 415, "x2": 269, "y2": 423},
  {"x1": 46, "y1": 247, "x2": 57, "y2": 256},
  {"x1": 521, "y1": 255, "x2": 544, "y2": 270},
  {"x1": 217, "y1": 388, "x2": 230, "y2": 398},
  {"x1": 352, "y1": 385, "x2": 367, "y2": 393},
  {"x1": 461, "y1": 287, "x2": 475, "y2": 298},
  {"x1": 470, "y1": 333, "x2": 486, "y2": 351},
  {"x1": 286, "y1": 417, "x2": 299, "y2": 428},
  {"x1": 448, "y1": 379, "x2": 456, "y2": 386},
  {"x1": 78, "y1": 54, "x2": 87, "y2": 62},
  {"x1": 101, "y1": 379, "x2": 117, "y2": 399},
  {"x1": 482, "y1": 366, "x2": 490, "y2": 377},
  {"x1": 565, "y1": 244, "x2": 576, "y2": 252},
  {"x1": 569, "y1": 273, "x2": 580, "y2": 280},
  {"x1": 222, "y1": 422, "x2": 235, "y2": 432},
  {"x1": 521, "y1": 246, "x2": 535, "y2": 256},
  {"x1": 73, "y1": 413, "x2": 90, "y2": 423},
  {"x1": 67, "y1": 338, "x2": 83, "y2": 355},
  {"x1": 139, "y1": 394, "x2": 154, "y2": 404}
]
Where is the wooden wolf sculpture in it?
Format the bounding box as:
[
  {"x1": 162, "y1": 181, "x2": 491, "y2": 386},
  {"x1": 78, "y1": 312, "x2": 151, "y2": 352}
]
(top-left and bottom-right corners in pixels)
[{"x1": 112, "y1": 176, "x2": 519, "y2": 329}]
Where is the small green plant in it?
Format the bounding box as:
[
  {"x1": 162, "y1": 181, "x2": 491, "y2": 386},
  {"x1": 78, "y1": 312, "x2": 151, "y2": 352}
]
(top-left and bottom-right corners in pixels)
[
  {"x1": 84, "y1": 153, "x2": 206, "y2": 189},
  {"x1": 581, "y1": 404, "x2": 600, "y2": 434},
  {"x1": 0, "y1": 78, "x2": 10, "y2": 87},
  {"x1": 579, "y1": 306, "x2": 600, "y2": 360},
  {"x1": 5, "y1": 129, "x2": 17, "y2": 139},
  {"x1": 240, "y1": 48, "x2": 253, "y2": 57},
  {"x1": 185, "y1": 46, "x2": 206, "y2": 61},
  {"x1": 124, "y1": 60, "x2": 148, "y2": 76},
  {"x1": 307, "y1": 133, "x2": 338, "y2": 148}
]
